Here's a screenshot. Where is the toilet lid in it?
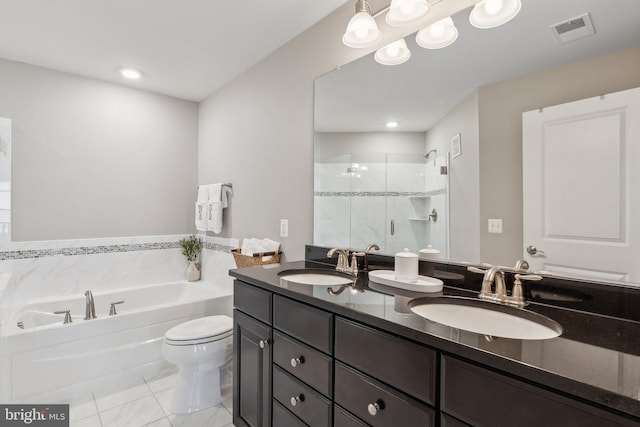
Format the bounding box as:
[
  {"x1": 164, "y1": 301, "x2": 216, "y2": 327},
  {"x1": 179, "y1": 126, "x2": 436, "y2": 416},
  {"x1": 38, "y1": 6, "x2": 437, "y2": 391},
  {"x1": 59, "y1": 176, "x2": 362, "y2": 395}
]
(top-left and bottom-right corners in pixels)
[{"x1": 165, "y1": 315, "x2": 233, "y2": 341}]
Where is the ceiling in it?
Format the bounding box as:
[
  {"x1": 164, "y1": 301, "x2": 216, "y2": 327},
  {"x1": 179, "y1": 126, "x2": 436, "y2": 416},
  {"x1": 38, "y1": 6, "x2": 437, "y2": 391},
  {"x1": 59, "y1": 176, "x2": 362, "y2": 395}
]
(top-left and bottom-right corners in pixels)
[
  {"x1": 0, "y1": 0, "x2": 348, "y2": 101},
  {"x1": 315, "y1": 0, "x2": 640, "y2": 132}
]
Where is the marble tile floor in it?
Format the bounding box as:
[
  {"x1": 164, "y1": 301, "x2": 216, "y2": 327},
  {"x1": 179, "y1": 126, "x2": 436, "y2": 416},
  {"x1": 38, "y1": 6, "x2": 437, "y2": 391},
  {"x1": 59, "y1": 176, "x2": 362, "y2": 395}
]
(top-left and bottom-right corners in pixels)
[{"x1": 68, "y1": 368, "x2": 234, "y2": 427}]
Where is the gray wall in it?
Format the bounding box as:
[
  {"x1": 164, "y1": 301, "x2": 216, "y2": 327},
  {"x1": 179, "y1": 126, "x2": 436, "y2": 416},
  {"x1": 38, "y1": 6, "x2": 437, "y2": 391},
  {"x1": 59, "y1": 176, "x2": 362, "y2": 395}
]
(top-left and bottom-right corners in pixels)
[
  {"x1": 0, "y1": 59, "x2": 198, "y2": 241},
  {"x1": 197, "y1": 0, "x2": 477, "y2": 260},
  {"x1": 478, "y1": 47, "x2": 640, "y2": 265},
  {"x1": 425, "y1": 91, "x2": 480, "y2": 263}
]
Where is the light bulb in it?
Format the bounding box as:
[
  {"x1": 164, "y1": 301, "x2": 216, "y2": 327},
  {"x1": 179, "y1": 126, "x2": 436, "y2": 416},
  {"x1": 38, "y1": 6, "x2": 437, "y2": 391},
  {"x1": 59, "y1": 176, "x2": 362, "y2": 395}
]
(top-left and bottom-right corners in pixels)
[
  {"x1": 484, "y1": 0, "x2": 503, "y2": 15},
  {"x1": 386, "y1": 0, "x2": 430, "y2": 27},
  {"x1": 375, "y1": 39, "x2": 411, "y2": 65},
  {"x1": 430, "y1": 22, "x2": 446, "y2": 38}
]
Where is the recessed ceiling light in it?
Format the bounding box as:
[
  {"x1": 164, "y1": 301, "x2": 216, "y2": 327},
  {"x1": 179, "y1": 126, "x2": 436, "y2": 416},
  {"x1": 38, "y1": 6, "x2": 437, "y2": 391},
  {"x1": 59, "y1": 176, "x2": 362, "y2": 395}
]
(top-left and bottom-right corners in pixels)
[
  {"x1": 120, "y1": 68, "x2": 142, "y2": 79},
  {"x1": 386, "y1": 121, "x2": 399, "y2": 128}
]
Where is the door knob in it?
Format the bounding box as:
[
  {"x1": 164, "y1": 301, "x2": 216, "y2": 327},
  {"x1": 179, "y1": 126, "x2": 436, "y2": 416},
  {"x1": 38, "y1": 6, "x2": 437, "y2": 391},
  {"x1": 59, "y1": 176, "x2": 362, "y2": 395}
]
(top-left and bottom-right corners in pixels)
[
  {"x1": 259, "y1": 339, "x2": 270, "y2": 349},
  {"x1": 526, "y1": 245, "x2": 545, "y2": 256}
]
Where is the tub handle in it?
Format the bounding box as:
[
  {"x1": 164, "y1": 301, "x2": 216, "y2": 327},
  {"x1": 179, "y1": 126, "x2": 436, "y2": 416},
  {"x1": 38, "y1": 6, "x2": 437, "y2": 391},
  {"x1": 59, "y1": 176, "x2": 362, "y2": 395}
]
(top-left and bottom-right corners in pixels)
[
  {"x1": 109, "y1": 301, "x2": 125, "y2": 316},
  {"x1": 54, "y1": 310, "x2": 73, "y2": 324}
]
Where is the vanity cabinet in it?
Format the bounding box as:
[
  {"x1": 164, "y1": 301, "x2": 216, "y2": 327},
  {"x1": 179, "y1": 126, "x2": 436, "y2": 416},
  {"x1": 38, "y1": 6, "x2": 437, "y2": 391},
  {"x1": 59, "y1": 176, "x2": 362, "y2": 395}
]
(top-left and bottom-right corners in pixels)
[
  {"x1": 233, "y1": 282, "x2": 273, "y2": 427},
  {"x1": 233, "y1": 278, "x2": 638, "y2": 427},
  {"x1": 441, "y1": 356, "x2": 637, "y2": 427}
]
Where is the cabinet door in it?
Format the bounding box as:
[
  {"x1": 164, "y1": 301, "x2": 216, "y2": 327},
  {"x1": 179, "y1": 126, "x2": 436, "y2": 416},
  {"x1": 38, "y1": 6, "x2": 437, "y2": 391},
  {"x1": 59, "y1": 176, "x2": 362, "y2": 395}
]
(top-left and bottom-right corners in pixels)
[{"x1": 234, "y1": 310, "x2": 272, "y2": 427}]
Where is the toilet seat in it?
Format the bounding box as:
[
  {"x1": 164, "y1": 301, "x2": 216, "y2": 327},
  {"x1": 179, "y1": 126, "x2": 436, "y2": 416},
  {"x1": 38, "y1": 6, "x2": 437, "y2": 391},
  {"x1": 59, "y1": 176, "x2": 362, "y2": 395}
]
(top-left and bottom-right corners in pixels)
[{"x1": 164, "y1": 315, "x2": 233, "y2": 346}]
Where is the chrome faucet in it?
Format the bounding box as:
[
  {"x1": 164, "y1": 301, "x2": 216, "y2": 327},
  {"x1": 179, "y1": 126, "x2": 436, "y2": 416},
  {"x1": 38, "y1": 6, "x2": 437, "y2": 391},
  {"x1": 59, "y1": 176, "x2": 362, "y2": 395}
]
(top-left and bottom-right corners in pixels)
[
  {"x1": 513, "y1": 259, "x2": 530, "y2": 271},
  {"x1": 364, "y1": 243, "x2": 380, "y2": 253},
  {"x1": 468, "y1": 265, "x2": 507, "y2": 303},
  {"x1": 84, "y1": 290, "x2": 96, "y2": 320},
  {"x1": 327, "y1": 248, "x2": 350, "y2": 273}
]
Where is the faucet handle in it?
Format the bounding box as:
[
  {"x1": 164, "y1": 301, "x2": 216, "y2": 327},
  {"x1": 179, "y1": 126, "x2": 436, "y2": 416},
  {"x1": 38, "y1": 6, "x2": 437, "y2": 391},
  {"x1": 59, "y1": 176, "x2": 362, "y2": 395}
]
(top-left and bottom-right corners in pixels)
[
  {"x1": 467, "y1": 266, "x2": 489, "y2": 275},
  {"x1": 109, "y1": 301, "x2": 125, "y2": 316},
  {"x1": 54, "y1": 310, "x2": 72, "y2": 324}
]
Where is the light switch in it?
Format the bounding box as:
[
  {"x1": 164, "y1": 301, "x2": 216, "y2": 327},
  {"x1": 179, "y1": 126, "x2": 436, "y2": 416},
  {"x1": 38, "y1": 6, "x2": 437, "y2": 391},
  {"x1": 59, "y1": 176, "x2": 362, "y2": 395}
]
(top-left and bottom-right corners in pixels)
[
  {"x1": 488, "y1": 219, "x2": 503, "y2": 234},
  {"x1": 280, "y1": 219, "x2": 289, "y2": 238}
]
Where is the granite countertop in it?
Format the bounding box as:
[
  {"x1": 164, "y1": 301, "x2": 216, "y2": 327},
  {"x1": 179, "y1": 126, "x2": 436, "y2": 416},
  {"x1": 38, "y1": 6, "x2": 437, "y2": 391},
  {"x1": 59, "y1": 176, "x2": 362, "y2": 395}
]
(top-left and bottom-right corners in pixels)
[{"x1": 230, "y1": 260, "x2": 640, "y2": 420}]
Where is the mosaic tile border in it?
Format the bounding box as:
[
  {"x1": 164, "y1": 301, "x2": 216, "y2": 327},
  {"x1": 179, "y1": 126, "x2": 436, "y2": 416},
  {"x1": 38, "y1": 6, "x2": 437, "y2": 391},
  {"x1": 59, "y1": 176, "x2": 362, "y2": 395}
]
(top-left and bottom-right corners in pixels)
[
  {"x1": 0, "y1": 241, "x2": 234, "y2": 261},
  {"x1": 314, "y1": 191, "x2": 428, "y2": 197}
]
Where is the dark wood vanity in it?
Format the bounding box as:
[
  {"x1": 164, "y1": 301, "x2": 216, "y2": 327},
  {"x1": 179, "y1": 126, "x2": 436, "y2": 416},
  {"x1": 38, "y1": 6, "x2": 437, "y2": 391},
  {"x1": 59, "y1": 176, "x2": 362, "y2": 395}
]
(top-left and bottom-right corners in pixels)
[{"x1": 231, "y1": 258, "x2": 640, "y2": 427}]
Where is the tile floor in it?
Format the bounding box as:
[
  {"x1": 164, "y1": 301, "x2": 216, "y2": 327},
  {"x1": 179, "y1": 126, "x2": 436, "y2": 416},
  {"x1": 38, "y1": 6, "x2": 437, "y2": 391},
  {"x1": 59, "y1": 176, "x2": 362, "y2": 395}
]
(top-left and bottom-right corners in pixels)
[{"x1": 68, "y1": 368, "x2": 234, "y2": 427}]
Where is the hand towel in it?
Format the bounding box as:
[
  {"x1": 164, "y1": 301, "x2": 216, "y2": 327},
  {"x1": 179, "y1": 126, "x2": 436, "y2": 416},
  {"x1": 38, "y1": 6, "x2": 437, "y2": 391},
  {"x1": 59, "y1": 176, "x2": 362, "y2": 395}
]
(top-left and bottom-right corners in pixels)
[
  {"x1": 195, "y1": 185, "x2": 209, "y2": 231},
  {"x1": 207, "y1": 183, "x2": 232, "y2": 234}
]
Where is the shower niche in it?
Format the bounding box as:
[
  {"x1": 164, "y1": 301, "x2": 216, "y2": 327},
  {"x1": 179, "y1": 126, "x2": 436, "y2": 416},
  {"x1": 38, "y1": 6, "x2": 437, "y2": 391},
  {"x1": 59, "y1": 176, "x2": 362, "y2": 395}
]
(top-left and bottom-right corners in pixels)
[{"x1": 314, "y1": 152, "x2": 449, "y2": 257}]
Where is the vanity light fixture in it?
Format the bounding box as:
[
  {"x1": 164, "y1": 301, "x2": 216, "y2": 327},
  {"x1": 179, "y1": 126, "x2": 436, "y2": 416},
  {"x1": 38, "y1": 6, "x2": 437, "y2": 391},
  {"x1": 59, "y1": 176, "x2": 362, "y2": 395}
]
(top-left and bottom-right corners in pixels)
[
  {"x1": 375, "y1": 39, "x2": 411, "y2": 65},
  {"x1": 120, "y1": 68, "x2": 142, "y2": 80},
  {"x1": 386, "y1": 0, "x2": 430, "y2": 27},
  {"x1": 416, "y1": 16, "x2": 458, "y2": 49},
  {"x1": 469, "y1": 0, "x2": 522, "y2": 29},
  {"x1": 342, "y1": 0, "x2": 382, "y2": 48},
  {"x1": 344, "y1": 0, "x2": 522, "y2": 65}
]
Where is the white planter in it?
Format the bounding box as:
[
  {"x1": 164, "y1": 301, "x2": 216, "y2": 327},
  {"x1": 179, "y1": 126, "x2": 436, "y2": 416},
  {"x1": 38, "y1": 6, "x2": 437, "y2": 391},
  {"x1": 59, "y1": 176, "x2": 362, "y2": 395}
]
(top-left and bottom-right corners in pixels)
[{"x1": 186, "y1": 261, "x2": 201, "y2": 282}]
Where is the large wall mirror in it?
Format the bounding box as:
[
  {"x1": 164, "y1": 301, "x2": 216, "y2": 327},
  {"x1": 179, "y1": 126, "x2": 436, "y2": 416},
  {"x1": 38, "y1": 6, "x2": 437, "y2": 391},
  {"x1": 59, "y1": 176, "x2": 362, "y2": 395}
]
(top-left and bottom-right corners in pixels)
[{"x1": 314, "y1": 0, "x2": 640, "y2": 285}]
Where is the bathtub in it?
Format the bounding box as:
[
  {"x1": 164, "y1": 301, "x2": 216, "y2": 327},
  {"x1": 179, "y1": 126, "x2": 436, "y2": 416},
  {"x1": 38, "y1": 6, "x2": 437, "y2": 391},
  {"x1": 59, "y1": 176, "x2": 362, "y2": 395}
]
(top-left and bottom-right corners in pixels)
[{"x1": 0, "y1": 281, "x2": 232, "y2": 404}]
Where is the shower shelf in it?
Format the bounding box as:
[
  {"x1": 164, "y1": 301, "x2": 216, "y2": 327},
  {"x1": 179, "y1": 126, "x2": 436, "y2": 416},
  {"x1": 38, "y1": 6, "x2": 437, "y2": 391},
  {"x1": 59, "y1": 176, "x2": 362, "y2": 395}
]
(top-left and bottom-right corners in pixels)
[{"x1": 409, "y1": 189, "x2": 446, "y2": 198}]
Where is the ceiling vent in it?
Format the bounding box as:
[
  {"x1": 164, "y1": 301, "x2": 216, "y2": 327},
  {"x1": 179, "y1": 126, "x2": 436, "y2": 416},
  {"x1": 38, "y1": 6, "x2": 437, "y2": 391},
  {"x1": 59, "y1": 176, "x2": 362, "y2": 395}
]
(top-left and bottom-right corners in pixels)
[{"x1": 550, "y1": 13, "x2": 595, "y2": 44}]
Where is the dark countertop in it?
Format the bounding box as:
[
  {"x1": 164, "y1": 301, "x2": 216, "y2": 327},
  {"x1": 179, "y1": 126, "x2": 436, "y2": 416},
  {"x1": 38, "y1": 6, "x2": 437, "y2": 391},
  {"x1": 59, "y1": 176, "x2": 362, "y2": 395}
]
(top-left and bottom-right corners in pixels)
[{"x1": 229, "y1": 260, "x2": 640, "y2": 421}]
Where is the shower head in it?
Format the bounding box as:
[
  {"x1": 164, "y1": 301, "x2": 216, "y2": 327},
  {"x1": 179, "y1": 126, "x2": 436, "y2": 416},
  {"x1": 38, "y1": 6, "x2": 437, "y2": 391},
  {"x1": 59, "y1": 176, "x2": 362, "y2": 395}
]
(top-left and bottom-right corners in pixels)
[{"x1": 424, "y1": 149, "x2": 437, "y2": 159}]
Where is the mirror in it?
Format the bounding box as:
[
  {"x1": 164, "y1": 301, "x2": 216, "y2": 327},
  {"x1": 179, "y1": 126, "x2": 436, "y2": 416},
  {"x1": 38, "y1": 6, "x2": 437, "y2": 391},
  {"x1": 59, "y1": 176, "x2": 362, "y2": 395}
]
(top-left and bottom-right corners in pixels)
[{"x1": 314, "y1": 0, "x2": 640, "y2": 284}]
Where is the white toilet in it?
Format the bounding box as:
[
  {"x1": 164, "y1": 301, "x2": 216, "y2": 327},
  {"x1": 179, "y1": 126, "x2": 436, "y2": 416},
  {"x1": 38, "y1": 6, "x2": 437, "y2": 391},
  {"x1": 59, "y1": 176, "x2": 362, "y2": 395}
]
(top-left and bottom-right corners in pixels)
[{"x1": 162, "y1": 315, "x2": 233, "y2": 414}]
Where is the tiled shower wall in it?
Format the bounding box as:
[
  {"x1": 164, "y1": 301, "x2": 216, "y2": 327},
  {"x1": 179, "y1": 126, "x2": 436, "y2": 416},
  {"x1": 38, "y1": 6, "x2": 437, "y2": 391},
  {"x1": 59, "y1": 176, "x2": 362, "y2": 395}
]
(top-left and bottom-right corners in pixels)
[
  {"x1": 314, "y1": 156, "x2": 448, "y2": 256},
  {"x1": 0, "y1": 235, "x2": 238, "y2": 308}
]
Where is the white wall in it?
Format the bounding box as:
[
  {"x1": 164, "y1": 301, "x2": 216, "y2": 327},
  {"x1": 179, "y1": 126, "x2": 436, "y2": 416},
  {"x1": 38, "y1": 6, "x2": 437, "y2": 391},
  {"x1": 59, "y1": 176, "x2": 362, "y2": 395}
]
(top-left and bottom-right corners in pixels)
[{"x1": 0, "y1": 59, "x2": 198, "y2": 241}]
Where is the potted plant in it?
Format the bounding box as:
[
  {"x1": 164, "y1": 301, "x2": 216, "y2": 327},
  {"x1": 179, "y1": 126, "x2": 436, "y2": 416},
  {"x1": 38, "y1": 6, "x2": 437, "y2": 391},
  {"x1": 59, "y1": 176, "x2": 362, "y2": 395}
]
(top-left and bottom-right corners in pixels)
[{"x1": 179, "y1": 235, "x2": 203, "y2": 281}]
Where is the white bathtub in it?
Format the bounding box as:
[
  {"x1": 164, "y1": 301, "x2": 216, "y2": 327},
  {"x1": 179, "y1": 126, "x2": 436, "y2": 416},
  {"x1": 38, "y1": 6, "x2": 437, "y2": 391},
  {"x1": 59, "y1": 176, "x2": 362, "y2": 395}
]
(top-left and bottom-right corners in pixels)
[{"x1": 0, "y1": 281, "x2": 233, "y2": 404}]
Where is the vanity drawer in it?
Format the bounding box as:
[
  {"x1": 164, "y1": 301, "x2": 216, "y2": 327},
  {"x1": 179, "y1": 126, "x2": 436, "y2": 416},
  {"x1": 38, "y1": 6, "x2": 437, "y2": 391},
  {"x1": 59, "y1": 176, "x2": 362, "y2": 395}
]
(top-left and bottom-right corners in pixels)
[
  {"x1": 273, "y1": 365, "x2": 332, "y2": 427},
  {"x1": 335, "y1": 361, "x2": 435, "y2": 427},
  {"x1": 273, "y1": 330, "x2": 333, "y2": 396},
  {"x1": 272, "y1": 399, "x2": 307, "y2": 427},
  {"x1": 273, "y1": 295, "x2": 333, "y2": 354},
  {"x1": 334, "y1": 405, "x2": 368, "y2": 427},
  {"x1": 442, "y1": 356, "x2": 638, "y2": 427},
  {"x1": 234, "y1": 280, "x2": 272, "y2": 325},
  {"x1": 335, "y1": 317, "x2": 436, "y2": 404}
]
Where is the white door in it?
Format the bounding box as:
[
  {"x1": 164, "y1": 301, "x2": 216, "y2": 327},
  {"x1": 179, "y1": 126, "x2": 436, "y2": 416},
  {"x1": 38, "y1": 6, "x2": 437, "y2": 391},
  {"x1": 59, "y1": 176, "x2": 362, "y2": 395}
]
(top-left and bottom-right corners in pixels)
[{"x1": 522, "y1": 87, "x2": 640, "y2": 283}]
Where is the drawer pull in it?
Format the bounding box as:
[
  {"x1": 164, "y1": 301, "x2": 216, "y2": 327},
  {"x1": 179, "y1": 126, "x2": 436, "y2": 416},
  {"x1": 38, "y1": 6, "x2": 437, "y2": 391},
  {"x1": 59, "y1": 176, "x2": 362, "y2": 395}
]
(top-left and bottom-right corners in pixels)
[
  {"x1": 259, "y1": 339, "x2": 270, "y2": 349},
  {"x1": 367, "y1": 400, "x2": 384, "y2": 416},
  {"x1": 290, "y1": 394, "x2": 305, "y2": 407},
  {"x1": 290, "y1": 356, "x2": 305, "y2": 367}
]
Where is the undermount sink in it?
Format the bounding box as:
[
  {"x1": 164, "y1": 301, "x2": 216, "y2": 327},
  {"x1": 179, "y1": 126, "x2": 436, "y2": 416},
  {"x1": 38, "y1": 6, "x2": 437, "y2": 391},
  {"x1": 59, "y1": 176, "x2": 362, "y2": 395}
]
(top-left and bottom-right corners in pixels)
[
  {"x1": 278, "y1": 269, "x2": 355, "y2": 286},
  {"x1": 408, "y1": 296, "x2": 563, "y2": 340}
]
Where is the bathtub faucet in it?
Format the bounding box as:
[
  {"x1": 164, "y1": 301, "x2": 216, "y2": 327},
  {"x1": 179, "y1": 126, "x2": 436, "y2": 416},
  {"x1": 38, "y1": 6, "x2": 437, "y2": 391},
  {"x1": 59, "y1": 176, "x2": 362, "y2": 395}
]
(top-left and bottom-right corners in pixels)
[{"x1": 84, "y1": 290, "x2": 97, "y2": 320}]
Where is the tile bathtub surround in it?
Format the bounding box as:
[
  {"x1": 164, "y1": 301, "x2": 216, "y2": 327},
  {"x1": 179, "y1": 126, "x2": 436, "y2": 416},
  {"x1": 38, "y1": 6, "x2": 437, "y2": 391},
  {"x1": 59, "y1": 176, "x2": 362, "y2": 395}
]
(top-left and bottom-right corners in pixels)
[
  {"x1": 68, "y1": 369, "x2": 234, "y2": 427},
  {"x1": 0, "y1": 235, "x2": 238, "y2": 305}
]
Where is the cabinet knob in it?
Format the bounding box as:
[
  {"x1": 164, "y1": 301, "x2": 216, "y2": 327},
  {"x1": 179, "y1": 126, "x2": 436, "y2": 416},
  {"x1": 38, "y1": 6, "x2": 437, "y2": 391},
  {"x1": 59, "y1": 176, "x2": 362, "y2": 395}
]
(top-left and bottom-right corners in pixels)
[
  {"x1": 367, "y1": 401, "x2": 384, "y2": 416},
  {"x1": 290, "y1": 356, "x2": 305, "y2": 368},
  {"x1": 259, "y1": 339, "x2": 270, "y2": 349},
  {"x1": 290, "y1": 394, "x2": 304, "y2": 407}
]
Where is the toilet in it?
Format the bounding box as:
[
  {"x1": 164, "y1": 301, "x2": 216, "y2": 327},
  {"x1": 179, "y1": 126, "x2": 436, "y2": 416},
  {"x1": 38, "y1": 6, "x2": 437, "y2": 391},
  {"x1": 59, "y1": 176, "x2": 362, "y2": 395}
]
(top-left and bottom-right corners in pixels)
[{"x1": 162, "y1": 315, "x2": 233, "y2": 414}]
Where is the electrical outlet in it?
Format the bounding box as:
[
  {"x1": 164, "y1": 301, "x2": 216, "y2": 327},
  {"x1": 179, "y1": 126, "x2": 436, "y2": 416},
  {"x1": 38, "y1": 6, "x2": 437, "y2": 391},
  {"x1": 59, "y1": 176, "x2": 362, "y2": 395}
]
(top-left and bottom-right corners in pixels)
[
  {"x1": 488, "y1": 218, "x2": 503, "y2": 234},
  {"x1": 280, "y1": 219, "x2": 289, "y2": 238}
]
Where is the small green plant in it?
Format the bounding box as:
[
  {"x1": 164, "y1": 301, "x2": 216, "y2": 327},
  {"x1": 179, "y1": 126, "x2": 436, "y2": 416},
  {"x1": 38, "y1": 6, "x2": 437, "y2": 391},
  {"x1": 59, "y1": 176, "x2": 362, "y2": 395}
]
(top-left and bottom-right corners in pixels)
[{"x1": 179, "y1": 235, "x2": 203, "y2": 262}]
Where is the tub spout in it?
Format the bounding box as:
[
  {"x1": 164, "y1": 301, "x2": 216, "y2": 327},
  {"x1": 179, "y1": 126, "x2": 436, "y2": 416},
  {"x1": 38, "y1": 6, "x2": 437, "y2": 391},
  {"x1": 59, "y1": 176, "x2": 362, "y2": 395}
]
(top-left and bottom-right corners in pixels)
[{"x1": 84, "y1": 290, "x2": 96, "y2": 320}]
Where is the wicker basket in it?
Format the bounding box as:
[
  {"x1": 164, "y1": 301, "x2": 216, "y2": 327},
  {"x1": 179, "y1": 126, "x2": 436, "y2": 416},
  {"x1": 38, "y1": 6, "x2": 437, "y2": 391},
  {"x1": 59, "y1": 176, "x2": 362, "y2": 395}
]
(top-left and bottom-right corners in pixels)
[{"x1": 231, "y1": 249, "x2": 281, "y2": 268}]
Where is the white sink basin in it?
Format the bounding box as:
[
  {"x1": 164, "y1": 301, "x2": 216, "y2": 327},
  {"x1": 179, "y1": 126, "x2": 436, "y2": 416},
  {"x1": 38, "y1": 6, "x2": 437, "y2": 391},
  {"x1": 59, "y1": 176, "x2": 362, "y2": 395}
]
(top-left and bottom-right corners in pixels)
[
  {"x1": 409, "y1": 296, "x2": 562, "y2": 340},
  {"x1": 278, "y1": 269, "x2": 354, "y2": 286}
]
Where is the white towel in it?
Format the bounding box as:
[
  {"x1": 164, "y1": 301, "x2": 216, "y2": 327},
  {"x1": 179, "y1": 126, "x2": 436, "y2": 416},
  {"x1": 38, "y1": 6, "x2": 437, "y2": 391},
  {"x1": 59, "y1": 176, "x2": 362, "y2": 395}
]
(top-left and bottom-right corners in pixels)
[
  {"x1": 240, "y1": 238, "x2": 280, "y2": 261},
  {"x1": 195, "y1": 185, "x2": 209, "y2": 231},
  {"x1": 207, "y1": 184, "x2": 232, "y2": 234}
]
